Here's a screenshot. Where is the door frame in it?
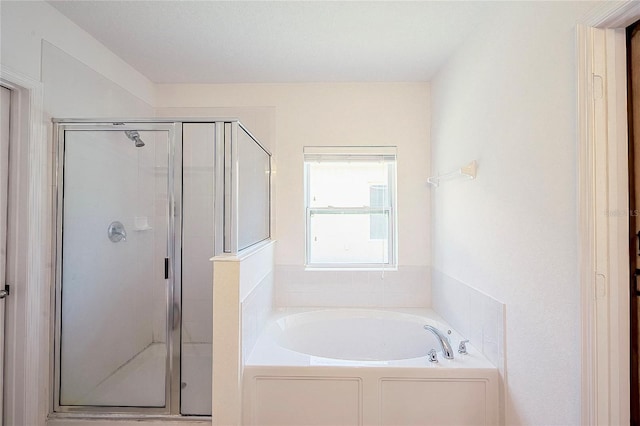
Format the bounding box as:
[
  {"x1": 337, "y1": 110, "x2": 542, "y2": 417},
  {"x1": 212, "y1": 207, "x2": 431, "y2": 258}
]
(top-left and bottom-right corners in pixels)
[
  {"x1": 628, "y1": 20, "x2": 640, "y2": 424},
  {"x1": 0, "y1": 66, "x2": 48, "y2": 426},
  {"x1": 578, "y1": 2, "x2": 640, "y2": 425}
]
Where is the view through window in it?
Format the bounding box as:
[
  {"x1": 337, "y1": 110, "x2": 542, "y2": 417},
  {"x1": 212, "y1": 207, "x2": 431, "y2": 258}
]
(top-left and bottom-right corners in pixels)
[{"x1": 304, "y1": 146, "x2": 397, "y2": 268}]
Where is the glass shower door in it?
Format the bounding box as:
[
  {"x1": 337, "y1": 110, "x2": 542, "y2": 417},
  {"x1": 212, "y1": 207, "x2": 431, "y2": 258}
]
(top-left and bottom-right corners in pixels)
[
  {"x1": 181, "y1": 123, "x2": 215, "y2": 415},
  {"x1": 56, "y1": 126, "x2": 174, "y2": 410}
]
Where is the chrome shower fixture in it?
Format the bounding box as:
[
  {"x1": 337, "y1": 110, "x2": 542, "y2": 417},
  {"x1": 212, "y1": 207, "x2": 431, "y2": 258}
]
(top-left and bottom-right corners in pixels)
[{"x1": 124, "y1": 130, "x2": 145, "y2": 147}]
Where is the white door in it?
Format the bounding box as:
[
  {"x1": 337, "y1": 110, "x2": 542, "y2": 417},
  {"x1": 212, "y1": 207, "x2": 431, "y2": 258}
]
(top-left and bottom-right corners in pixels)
[{"x1": 0, "y1": 85, "x2": 11, "y2": 426}]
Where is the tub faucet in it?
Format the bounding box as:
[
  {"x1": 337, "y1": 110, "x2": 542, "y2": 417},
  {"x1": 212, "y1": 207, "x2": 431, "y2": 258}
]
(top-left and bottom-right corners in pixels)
[
  {"x1": 458, "y1": 339, "x2": 469, "y2": 355},
  {"x1": 424, "y1": 325, "x2": 454, "y2": 360}
]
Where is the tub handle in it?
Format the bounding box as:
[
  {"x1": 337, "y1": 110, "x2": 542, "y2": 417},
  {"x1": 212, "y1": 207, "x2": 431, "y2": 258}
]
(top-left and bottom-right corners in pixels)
[
  {"x1": 458, "y1": 339, "x2": 469, "y2": 354},
  {"x1": 428, "y1": 349, "x2": 438, "y2": 363}
]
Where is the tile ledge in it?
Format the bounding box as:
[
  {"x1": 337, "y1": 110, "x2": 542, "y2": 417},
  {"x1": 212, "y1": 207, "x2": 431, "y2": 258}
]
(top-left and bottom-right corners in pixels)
[{"x1": 210, "y1": 240, "x2": 275, "y2": 263}]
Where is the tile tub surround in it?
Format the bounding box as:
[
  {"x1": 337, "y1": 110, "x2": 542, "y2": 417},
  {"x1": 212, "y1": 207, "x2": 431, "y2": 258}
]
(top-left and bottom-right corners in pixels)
[
  {"x1": 431, "y1": 269, "x2": 506, "y2": 424},
  {"x1": 431, "y1": 270, "x2": 505, "y2": 375},
  {"x1": 274, "y1": 265, "x2": 430, "y2": 307},
  {"x1": 241, "y1": 270, "x2": 274, "y2": 364}
]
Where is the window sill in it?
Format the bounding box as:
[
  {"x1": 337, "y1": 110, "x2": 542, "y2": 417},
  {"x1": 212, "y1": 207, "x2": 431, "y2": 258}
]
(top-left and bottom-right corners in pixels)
[{"x1": 304, "y1": 266, "x2": 398, "y2": 272}]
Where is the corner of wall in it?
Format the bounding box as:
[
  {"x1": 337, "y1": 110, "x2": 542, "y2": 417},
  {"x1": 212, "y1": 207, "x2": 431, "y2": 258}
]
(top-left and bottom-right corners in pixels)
[
  {"x1": 212, "y1": 240, "x2": 276, "y2": 426},
  {"x1": 431, "y1": 269, "x2": 506, "y2": 425}
]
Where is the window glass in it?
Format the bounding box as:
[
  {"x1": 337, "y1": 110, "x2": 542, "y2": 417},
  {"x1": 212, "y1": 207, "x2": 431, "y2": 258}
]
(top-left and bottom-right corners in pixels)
[
  {"x1": 304, "y1": 147, "x2": 396, "y2": 268},
  {"x1": 237, "y1": 127, "x2": 270, "y2": 250}
]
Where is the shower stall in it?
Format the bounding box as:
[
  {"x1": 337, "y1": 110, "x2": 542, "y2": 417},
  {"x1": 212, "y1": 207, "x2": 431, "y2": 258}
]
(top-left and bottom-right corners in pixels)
[{"x1": 52, "y1": 119, "x2": 271, "y2": 416}]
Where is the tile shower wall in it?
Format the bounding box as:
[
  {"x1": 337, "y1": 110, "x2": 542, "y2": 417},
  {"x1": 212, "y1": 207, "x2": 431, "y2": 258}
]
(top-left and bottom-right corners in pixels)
[{"x1": 275, "y1": 265, "x2": 430, "y2": 308}]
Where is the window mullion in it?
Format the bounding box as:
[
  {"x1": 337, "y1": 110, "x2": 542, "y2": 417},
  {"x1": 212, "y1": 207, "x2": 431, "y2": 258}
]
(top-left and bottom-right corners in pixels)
[{"x1": 309, "y1": 207, "x2": 388, "y2": 215}]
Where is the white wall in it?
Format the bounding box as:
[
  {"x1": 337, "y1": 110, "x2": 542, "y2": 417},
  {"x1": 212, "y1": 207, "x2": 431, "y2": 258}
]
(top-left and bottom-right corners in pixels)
[
  {"x1": 430, "y1": 2, "x2": 597, "y2": 425},
  {"x1": 212, "y1": 241, "x2": 275, "y2": 426},
  {"x1": 1, "y1": 1, "x2": 157, "y2": 422},
  {"x1": 157, "y1": 83, "x2": 431, "y2": 307},
  {"x1": 0, "y1": 1, "x2": 154, "y2": 105}
]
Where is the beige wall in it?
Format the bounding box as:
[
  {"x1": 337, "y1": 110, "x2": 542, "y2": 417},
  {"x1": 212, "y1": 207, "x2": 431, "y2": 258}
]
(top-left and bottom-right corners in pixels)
[{"x1": 157, "y1": 83, "x2": 431, "y2": 307}]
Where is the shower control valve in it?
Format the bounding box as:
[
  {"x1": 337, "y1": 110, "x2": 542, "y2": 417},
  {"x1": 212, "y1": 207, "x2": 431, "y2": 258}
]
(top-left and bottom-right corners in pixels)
[
  {"x1": 108, "y1": 221, "x2": 127, "y2": 243},
  {"x1": 458, "y1": 339, "x2": 469, "y2": 355},
  {"x1": 428, "y1": 349, "x2": 438, "y2": 363}
]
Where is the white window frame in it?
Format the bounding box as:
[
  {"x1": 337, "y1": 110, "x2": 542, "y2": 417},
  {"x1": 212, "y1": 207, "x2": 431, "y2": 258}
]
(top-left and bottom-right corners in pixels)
[{"x1": 303, "y1": 146, "x2": 397, "y2": 269}]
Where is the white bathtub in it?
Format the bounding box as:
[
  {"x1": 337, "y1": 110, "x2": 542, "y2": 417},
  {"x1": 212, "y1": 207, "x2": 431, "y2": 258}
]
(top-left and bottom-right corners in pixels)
[
  {"x1": 243, "y1": 308, "x2": 499, "y2": 425},
  {"x1": 273, "y1": 309, "x2": 445, "y2": 361}
]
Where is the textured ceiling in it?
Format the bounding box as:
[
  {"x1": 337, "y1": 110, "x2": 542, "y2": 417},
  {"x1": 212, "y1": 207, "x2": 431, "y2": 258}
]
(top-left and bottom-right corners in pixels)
[{"x1": 48, "y1": 1, "x2": 498, "y2": 84}]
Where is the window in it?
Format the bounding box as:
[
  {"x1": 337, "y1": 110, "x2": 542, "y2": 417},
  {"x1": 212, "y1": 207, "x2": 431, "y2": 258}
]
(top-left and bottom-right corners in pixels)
[{"x1": 304, "y1": 146, "x2": 397, "y2": 268}]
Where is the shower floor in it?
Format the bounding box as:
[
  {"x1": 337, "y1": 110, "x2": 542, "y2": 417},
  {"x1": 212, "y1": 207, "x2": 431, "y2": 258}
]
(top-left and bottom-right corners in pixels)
[{"x1": 75, "y1": 342, "x2": 212, "y2": 415}]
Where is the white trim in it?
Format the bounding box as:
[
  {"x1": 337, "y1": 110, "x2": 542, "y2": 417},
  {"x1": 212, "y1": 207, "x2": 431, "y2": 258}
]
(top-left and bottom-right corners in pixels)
[
  {"x1": 47, "y1": 417, "x2": 211, "y2": 426},
  {"x1": 210, "y1": 240, "x2": 276, "y2": 263},
  {"x1": 584, "y1": 1, "x2": 640, "y2": 28},
  {"x1": 608, "y1": 27, "x2": 633, "y2": 425},
  {"x1": 0, "y1": 65, "x2": 48, "y2": 426},
  {"x1": 578, "y1": 5, "x2": 640, "y2": 425},
  {"x1": 577, "y1": 24, "x2": 596, "y2": 425}
]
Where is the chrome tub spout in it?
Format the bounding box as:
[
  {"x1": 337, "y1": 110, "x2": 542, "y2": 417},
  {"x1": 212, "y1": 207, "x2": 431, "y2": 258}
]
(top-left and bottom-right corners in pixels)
[{"x1": 424, "y1": 325, "x2": 454, "y2": 360}]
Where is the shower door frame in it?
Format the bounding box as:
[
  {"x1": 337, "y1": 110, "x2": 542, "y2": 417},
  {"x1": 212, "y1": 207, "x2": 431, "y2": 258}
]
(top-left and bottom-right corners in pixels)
[{"x1": 52, "y1": 120, "x2": 183, "y2": 415}]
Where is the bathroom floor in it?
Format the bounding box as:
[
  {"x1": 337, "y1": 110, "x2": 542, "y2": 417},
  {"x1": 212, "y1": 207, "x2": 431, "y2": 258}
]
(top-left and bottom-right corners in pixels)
[{"x1": 75, "y1": 342, "x2": 212, "y2": 415}]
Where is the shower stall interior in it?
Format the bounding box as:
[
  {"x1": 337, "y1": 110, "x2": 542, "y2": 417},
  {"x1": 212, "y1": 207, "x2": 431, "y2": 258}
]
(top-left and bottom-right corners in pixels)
[{"x1": 52, "y1": 119, "x2": 271, "y2": 416}]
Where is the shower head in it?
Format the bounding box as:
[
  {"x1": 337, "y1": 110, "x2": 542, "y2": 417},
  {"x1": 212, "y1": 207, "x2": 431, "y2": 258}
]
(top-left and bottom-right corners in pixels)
[{"x1": 124, "y1": 130, "x2": 145, "y2": 147}]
